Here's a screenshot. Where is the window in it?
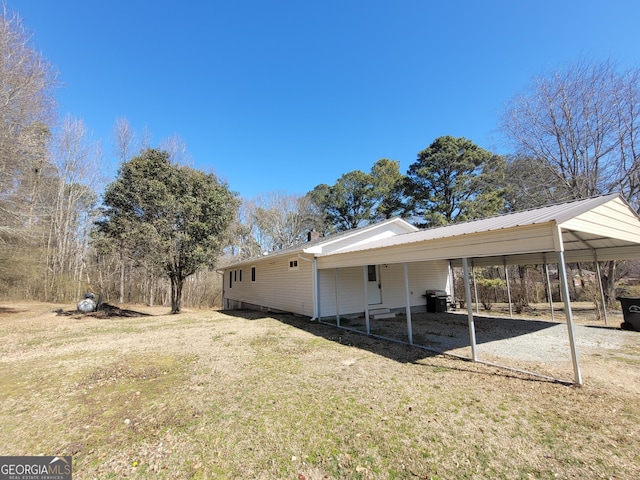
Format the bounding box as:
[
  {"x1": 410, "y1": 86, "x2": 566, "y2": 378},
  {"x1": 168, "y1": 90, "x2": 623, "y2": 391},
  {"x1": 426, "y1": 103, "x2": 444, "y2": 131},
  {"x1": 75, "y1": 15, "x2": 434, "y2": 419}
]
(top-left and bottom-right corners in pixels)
[
  {"x1": 251, "y1": 266, "x2": 256, "y2": 282},
  {"x1": 288, "y1": 258, "x2": 299, "y2": 270},
  {"x1": 239, "y1": 269, "x2": 242, "y2": 282},
  {"x1": 367, "y1": 265, "x2": 377, "y2": 282},
  {"x1": 234, "y1": 270, "x2": 237, "y2": 282},
  {"x1": 229, "y1": 271, "x2": 233, "y2": 288}
]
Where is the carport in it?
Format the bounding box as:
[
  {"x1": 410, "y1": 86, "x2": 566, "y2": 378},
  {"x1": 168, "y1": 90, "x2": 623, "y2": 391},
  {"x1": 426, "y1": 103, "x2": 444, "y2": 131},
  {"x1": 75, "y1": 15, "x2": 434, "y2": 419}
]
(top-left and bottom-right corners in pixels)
[{"x1": 314, "y1": 194, "x2": 640, "y2": 385}]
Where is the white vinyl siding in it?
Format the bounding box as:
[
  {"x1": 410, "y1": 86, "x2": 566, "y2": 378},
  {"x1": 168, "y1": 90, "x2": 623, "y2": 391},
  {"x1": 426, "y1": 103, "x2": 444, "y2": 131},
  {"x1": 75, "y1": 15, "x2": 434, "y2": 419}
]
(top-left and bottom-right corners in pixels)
[
  {"x1": 224, "y1": 257, "x2": 314, "y2": 316},
  {"x1": 317, "y1": 261, "x2": 450, "y2": 318},
  {"x1": 561, "y1": 198, "x2": 640, "y2": 244},
  {"x1": 318, "y1": 267, "x2": 365, "y2": 317}
]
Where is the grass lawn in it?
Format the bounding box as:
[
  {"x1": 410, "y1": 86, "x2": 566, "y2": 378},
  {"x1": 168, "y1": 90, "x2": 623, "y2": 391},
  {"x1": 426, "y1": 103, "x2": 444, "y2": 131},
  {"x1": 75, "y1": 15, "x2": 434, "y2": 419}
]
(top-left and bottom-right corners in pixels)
[{"x1": 0, "y1": 303, "x2": 639, "y2": 479}]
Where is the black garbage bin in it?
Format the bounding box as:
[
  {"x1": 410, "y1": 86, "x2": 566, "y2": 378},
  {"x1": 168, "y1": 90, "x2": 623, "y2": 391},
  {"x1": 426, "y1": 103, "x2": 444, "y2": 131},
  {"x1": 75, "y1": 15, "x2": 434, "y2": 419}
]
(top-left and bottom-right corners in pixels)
[
  {"x1": 426, "y1": 289, "x2": 448, "y2": 313},
  {"x1": 617, "y1": 296, "x2": 640, "y2": 331}
]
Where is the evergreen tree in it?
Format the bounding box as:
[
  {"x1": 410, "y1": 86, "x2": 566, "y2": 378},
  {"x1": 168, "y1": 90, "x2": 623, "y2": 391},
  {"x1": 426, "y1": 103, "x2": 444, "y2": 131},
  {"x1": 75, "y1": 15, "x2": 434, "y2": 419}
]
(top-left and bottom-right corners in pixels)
[
  {"x1": 96, "y1": 149, "x2": 238, "y2": 313},
  {"x1": 404, "y1": 136, "x2": 506, "y2": 227}
]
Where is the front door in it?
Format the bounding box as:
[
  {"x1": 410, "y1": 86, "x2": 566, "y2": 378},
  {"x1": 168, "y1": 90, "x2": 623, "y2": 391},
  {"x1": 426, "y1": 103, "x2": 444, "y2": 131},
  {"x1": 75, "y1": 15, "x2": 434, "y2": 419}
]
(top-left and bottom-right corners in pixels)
[{"x1": 367, "y1": 264, "x2": 382, "y2": 305}]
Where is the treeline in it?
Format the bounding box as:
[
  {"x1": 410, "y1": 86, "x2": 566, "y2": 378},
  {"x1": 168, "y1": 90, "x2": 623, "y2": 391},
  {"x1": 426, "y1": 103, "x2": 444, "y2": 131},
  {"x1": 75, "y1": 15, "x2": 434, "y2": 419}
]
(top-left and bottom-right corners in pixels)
[{"x1": 2, "y1": 7, "x2": 640, "y2": 310}]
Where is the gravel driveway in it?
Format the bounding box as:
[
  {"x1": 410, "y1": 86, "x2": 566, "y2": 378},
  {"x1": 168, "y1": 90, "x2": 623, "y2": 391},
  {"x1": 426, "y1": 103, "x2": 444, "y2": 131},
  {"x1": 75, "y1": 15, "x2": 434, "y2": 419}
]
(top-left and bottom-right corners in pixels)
[{"x1": 327, "y1": 310, "x2": 637, "y2": 363}]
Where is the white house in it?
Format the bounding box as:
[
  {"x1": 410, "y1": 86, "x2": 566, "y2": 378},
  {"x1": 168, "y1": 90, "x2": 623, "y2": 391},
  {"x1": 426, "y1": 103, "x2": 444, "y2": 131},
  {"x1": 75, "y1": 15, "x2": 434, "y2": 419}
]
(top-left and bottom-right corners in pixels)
[
  {"x1": 220, "y1": 193, "x2": 640, "y2": 385},
  {"x1": 221, "y1": 216, "x2": 439, "y2": 318}
]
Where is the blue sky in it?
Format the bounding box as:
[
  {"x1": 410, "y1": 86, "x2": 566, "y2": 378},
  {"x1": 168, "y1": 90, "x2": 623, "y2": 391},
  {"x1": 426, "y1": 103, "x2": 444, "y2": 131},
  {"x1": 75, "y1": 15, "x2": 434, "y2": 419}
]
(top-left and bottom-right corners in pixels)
[{"x1": 12, "y1": 0, "x2": 640, "y2": 199}]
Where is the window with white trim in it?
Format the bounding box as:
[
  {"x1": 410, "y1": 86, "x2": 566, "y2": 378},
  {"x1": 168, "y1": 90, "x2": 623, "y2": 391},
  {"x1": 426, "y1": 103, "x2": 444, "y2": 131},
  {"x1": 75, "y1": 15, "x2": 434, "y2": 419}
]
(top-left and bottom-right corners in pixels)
[{"x1": 288, "y1": 258, "x2": 299, "y2": 270}]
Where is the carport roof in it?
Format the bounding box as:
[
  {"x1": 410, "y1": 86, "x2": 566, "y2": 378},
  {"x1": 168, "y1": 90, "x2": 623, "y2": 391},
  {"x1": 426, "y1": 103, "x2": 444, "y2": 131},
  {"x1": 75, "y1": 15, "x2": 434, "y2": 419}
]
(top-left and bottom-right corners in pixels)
[{"x1": 316, "y1": 193, "x2": 640, "y2": 268}]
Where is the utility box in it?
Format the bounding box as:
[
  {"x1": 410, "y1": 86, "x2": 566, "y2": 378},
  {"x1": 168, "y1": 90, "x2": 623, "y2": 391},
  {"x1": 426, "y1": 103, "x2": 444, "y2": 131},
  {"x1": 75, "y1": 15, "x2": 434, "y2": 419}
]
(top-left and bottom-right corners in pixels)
[
  {"x1": 425, "y1": 289, "x2": 448, "y2": 313},
  {"x1": 617, "y1": 296, "x2": 640, "y2": 331}
]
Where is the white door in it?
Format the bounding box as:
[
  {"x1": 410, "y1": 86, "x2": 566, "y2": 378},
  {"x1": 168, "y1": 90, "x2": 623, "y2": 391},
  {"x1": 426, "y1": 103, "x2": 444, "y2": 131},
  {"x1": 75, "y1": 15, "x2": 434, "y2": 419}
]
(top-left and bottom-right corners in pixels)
[{"x1": 367, "y1": 264, "x2": 382, "y2": 305}]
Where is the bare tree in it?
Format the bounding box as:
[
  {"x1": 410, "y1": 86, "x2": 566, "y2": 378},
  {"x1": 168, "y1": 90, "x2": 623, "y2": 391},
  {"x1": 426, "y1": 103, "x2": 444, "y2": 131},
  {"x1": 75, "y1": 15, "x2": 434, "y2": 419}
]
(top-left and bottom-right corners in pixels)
[
  {"x1": 227, "y1": 200, "x2": 264, "y2": 259},
  {"x1": 45, "y1": 116, "x2": 101, "y2": 301},
  {"x1": 0, "y1": 7, "x2": 57, "y2": 239},
  {"x1": 252, "y1": 192, "x2": 322, "y2": 252},
  {"x1": 501, "y1": 59, "x2": 640, "y2": 305},
  {"x1": 501, "y1": 59, "x2": 640, "y2": 206},
  {"x1": 504, "y1": 155, "x2": 567, "y2": 211},
  {"x1": 112, "y1": 117, "x2": 135, "y2": 168},
  {"x1": 0, "y1": 7, "x2": 58, "y2": 298},
  {"x1": 159, "y1": 133, "x2": 192, "y2": 166},
  {"x1": 139, "y1": 125, "x2": 153, "y2": 152}
]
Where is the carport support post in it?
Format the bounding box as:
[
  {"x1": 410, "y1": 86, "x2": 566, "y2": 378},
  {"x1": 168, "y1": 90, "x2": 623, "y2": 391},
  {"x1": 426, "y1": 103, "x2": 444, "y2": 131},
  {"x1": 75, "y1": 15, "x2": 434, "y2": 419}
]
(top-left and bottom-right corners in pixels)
[
  {"x1": 404, "y1": 263, "x2": 413, "y2": 345},
  {"x1": 449, "y1": 261, "x2": 456, "y2": 306},
  {"x1": 335, "y1": 268, "x2": 341, "y2": 327},
  {"x1": 472, "y1": 261, "x2": 480, "y2": 314},
  {"x1": 363, "y1": 266, "x2": 371, "y2": 335},
  {"x1": 543, "y1": 253, "x2": 555, "y2": 322},
  {"x1": 557, "y1": 250, "x2": 583, "y2": 386},
  {"x1": 313, "y1": 258, "x2": 320, "y2": 320},
  {"x1": 462, "y1": 258, "x2": 478, "y2": 362},
  {"x1": 503, "y1": 258, "x2": 513, "y2": 317}
]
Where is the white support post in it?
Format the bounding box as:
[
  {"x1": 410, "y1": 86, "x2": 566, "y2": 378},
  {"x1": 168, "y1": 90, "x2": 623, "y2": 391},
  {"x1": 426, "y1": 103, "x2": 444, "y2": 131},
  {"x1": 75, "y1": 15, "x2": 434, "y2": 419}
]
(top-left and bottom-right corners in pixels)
[
  {"x1": 503, "y1": 258, "x2": 513, "y2": 318},
  {"x1": 449, "y1": 261, "x2": 456, "y2": 308},
  {"x1": 593, "y1": 251, "x2": 608, "y2": 326},
  {"x1": 363, "y1": 266, "x2": 370, "y2": 335},
  {"x1": 334, "y1": 268, "x2": 341, "y2": 327},
  {"x1": 543, "y1": 253, "x2": 555, "y2": 322},
  {"x1": 472, "y1": 261, "x2": 480, "y2": 314},
  {"x1": 313, "y1": 258, "x2": 320, "y2": 320},
  {"x1": 462, "y1": 258, "x2": 478, "y2": 362},
  {"x1": 404, "y1": 263, "x2": 413, "y2": 345},
  {"x1": 557, "y1": 250, "x2": 583, "y2": 386}
]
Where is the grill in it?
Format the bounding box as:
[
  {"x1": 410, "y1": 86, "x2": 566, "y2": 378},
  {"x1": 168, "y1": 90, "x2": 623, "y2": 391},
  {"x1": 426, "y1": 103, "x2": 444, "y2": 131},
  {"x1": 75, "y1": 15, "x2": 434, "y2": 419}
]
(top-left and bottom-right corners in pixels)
[{"x1": 425, "y1": 289, "x2": 448, "y2": 313}]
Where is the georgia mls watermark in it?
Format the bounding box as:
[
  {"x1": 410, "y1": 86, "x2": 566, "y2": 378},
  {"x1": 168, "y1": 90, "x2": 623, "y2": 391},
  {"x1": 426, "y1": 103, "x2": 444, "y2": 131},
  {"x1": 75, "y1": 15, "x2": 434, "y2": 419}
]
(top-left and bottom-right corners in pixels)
[{"x1": 0, "y1": 456, "x2": 72, "y2": 480}]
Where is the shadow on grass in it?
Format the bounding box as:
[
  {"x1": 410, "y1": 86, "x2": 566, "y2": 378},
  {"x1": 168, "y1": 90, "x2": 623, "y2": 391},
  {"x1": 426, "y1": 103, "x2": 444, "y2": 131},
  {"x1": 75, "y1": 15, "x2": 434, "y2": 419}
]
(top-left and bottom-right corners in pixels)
[
  {"x1": 0, "y1": 306, "x2": 27, "y2": 315},
  {"x1": 222, "y1": 308, "x2": 433, "y2": 364},
  {"x1": 221, "y1": 309, "x2": 566, "y2": 385}
]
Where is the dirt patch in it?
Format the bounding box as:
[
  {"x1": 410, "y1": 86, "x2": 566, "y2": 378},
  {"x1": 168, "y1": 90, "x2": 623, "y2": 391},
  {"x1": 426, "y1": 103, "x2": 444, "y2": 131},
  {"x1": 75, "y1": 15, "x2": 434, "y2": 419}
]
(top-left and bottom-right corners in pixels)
[{"x1": 54, "y1": 302, "x2": 152, "y2": 318}]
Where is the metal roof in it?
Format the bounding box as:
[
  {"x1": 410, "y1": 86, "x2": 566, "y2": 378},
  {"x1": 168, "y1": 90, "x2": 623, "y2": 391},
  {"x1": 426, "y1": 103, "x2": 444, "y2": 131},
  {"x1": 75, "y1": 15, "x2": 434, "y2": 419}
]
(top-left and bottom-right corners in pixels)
[
  {"x1": 316, "y1": 193, "x2": 640, "y2": 266},
  {"x1": 222, "y1": 216, "x2": 417, "y2": 269},
  {"x1": 221, "y1": 193, "x2": 640, "y2": 270}
]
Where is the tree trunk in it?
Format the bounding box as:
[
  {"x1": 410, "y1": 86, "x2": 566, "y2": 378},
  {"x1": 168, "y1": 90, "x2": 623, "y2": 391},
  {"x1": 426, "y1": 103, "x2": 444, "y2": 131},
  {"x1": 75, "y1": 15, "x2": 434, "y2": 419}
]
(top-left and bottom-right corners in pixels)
[
  {"x1": 119, "y1": 253, "x2": 125, "y2": 304},
  {"x1": 148, "y1": 276, "x2": 155, "y2": 307},
  {"x1": 170, "y1": 274, "x2": 183, "y2": 314},
  {"x1": 601, "y1": 260, "x2": 617, "y2": 307},
  {"x1": 518, "y1": 265, "x2": 528, "y2": 305}
]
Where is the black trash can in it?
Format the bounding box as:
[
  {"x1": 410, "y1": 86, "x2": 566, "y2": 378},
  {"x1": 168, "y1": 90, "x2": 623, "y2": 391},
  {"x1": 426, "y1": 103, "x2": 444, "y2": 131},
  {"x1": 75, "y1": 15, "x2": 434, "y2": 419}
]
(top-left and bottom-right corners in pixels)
[
  {"x1": 426, "y1": 289, "x2": 448, "y2": 313},
  {"x1": 617, "y1": 296, "x2": 640, "y2": 331}
]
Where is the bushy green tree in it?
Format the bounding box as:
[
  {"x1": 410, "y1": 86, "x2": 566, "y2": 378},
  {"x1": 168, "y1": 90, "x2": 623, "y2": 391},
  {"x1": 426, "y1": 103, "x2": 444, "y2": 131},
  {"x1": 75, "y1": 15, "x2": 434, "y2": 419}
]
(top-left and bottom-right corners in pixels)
[
  {"x1": 96, "y1": 149, "x2": 238, "y2": 313},
  {"x1": 308, "y1": 158, "x2": 406, "y2": 232},
  {"x1": 309, "y1": 170, "x2": 375, "y2": 232},
  {"x1": 370, "y1": 158, "x2": 405, "y2": 220},
  {"x1": 404, "y1": 136, "x2": 506, "y2": 227}
]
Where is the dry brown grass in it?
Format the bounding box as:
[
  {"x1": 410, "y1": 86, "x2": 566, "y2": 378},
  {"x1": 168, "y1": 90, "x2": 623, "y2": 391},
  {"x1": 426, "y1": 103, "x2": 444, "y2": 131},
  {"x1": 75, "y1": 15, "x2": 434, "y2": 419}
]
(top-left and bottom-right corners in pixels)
[{"x1": 0, "y1": 302, "x2": 639, "y2": 479}]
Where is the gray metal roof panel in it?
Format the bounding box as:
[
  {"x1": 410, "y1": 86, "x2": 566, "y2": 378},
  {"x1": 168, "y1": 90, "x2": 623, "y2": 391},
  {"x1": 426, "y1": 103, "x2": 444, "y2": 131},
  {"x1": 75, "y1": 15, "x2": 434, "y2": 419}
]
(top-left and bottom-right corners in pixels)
[{"x1": 319, "y1": 193, "x2": 623, "y2": 256}]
